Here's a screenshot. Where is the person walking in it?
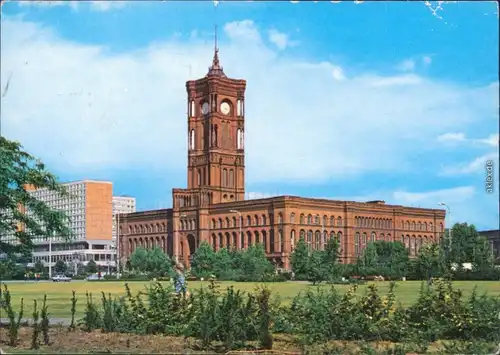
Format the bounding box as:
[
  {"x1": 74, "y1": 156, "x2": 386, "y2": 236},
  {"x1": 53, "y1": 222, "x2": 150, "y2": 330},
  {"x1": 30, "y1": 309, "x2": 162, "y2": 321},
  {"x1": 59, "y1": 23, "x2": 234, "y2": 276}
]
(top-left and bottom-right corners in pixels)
[{"x1": 173, "y1": 262, "x2": 187, "y2": 295}]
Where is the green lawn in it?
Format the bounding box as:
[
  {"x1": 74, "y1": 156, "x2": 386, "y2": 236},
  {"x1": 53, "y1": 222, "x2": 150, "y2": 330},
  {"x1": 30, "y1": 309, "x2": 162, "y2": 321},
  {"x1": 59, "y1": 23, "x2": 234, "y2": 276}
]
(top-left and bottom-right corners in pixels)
[{"x1": 2, "y1": 280, "x2": 500, "y2": 319}]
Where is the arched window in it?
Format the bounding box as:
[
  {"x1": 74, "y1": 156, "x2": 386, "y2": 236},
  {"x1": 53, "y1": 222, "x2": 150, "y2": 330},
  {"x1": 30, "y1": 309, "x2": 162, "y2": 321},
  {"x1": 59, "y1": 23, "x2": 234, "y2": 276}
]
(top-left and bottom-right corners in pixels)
[
  {"x1": 307, "y1": 230, "x2": 313, "y2": 252},
  {"x1": 370, "y1": 232, "x2": 376, "y2": 242},
  {"x1": 247, "y1": 216, "x2": 252, "y2": 226},
  {"x1": 330, "y1": 216, "x2": 335, "y2": 227},
  {"x1": 278, "y1": 229, "x2": 283, "y2": 252},
  {"x1": 290, "y1": 230, "x2": 296, "y2": 251},
  {"x1": 190, "y1": 100, "x2": 195, "y2": 117},
  {"x1": 300, "y1": 230, "x2": 305, "y2": 241},
  {"x1": 232, "y1": 216, "x2": 237, "y2": 228},
  {"x1": 255, "y1": 215, "x2": 259, "y2": 226},
  {"x1": 223, "y1": 169, "x2": 228, "y2": 187},
  {"x1": 219, "y1": 234, "x2": 224, "y2": 249},
  {"x1": 262, "y1": 214, "x2": 267, "y2": 225},
  {"x1": 226, "y1": 217, "x2": 230, "y2": 228},
  {"x1": 229, "y1": 169, "x2": 234, "y2": 187},
  {"x1": 323, "y1": 215, "x2": 327, "y2": 227},
  {"x1": 278, "y1": 213, "x2": 283, "y2": 224},
  {"x1": 307, "y1": 214, "x2": 313, "y2": 224},
  {"x1": 237, "y1": 129, "x2": 244, "y2": 149},
  {"x1": 430, "y1": 222, "x2": 433, "y2": 231},
  {"x1": 315, "y1": 231, "x2": 321, "y2": 250},
  {"x1": 337, "y1": 232, "x2": 342, "y2": 251},
  {"x1": 337, "y1": 217, "x2": 342, "y2": 227},
  {"x1": 300, "y1": 214, "x2": 305, "y2": 224},
  {"x1": 247, "y1": 231, "x2": 252, "y2": 247},
  {"x1": 255, "y1": 231, "x2": 260, "y2": 245},
  {"x1": 355, "y1": 232, "x2": 360, "y2": 256},
  {"x1": 237, "y1": 99, "x2": 242, "y2": 116},
  {"x1": 219, "y1": 218, "x2": 223, "y2": 229},
  {"x1": 189, "y1": 129, "x2": 195, "y2": 150},
  {"x1": 290, "y1": 213, "x2": 296, "y2": 224}
]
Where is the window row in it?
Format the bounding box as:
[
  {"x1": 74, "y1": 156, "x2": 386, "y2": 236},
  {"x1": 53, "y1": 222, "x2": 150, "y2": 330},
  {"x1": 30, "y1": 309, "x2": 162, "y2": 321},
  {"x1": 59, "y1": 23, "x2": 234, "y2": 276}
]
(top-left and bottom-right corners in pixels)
[
  {"x1": 128, "y1": 223, "x2": 168, "y2": 234},
  {"x1": 127, "y1": 236, "x2": 167, "y2": 254},
  {"x1": 401, "y1": 220, "x2": 443, "y2": 232},
  {"x1": 295, "y1": 213, "x2": 343, "y2": 227},
  {"x1": 209, "y1": 229, "x2": 284, "y2": 253},
  {"x1": 355, "y1": 217, "x2": 393, "y2": 229},
  {"x1": 353, "y1": 232, "x2": 434, "y2": 256},
  {"x1": 298, "y1": 229, "x2": 343, "y2": 253}
]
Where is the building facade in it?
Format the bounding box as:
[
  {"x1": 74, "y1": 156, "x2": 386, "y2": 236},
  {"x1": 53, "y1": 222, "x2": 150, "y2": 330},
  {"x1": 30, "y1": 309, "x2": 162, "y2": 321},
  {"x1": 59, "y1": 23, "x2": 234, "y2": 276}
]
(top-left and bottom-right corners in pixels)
[
  {"x1": 479, "y1": 229, "x2": 500, "y2": 262},
  {"x1": 23, "y1": 180, "x2": 114, "y2": 269},
  {"x1": 118, "y1": 48, "x2": 446, "y2": 269},
  {"x1": 112, "y1": 196, "x2": 136, "y2": 241}
]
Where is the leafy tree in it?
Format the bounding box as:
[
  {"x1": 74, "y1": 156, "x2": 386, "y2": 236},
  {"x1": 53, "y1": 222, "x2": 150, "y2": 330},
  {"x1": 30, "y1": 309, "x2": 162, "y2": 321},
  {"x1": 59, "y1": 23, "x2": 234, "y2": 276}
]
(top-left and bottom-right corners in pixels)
[
  {"x1": 146, "y1": 247, "x2": 172, "y2": 275},
  {"x1": 414, "y1": 242, "x2": 443, "y2": 280},
  {"x1": 323, "y1": 236, "x2": 341, "y2": 280},
  {"x1": 307, "y1": 250, "x2": 327, "y2": 285},
  {"x1": 129, "y1": 247, "x2": 148, "y2": 272},
  {"x1": 214, "y1": 247, "x2": 232, "y2": 277},
  {"x1": 86, "y1": 259, "x2": 98, "y2": 274},
  {"x1": 54, "y1": 260, "x2": 67, "y2": 274},
  {"x1": 471, "y1": 236, "x2": 494, "y2": 271},
  {"x1": 362, "y1": 242, "x2": 379, "y2": 269},
  {"x1": 238, "y1": 244, "x2": 274, "y2": 281},
  {"x1": 129, "y1": 247, "x2": 171, "y2": 275},
  {"x1": 34, "y1": 260, "x2": 44, "y2": 273},
  {"x1": 191, "y1": 241, "x2": 216, "y2": 278},
  {"x1": 0, "y1": 137, "x2": 73, "y2": 256},
  {"x1": 290, "y1": 237, "x2": 309, "y2": 278}
]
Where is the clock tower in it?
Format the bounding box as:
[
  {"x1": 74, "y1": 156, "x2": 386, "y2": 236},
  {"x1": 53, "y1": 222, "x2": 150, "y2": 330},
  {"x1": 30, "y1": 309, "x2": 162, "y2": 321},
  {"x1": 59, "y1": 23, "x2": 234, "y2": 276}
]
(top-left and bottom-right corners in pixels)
[{"x1": 185, "y1": 46, "x2": 246, "y2": 204}]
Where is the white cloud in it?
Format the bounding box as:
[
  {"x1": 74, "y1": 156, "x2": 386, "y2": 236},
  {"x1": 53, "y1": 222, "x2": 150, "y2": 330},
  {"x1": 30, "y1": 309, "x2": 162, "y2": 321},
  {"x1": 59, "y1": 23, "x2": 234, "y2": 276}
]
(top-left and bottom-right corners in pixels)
[
  {"x1": 331, "y1": 66, "x2": 346, "y2": 81},
  {"x1": 16, "y1": 0, "x2": 126, "y2": 11},
  {"x1": 396, "y1": 59, "x2": 416, "y2": 72},
  {"x1": 436, "y1": 132, "x2": 499, "y2": 147},
  {"x1": 440, "y1": 152, "x2": 499, "y2": 175},
  {"x1": 89, "y1": 1, "x2": 127, "y2": 11},
  {"x1": 1, "y1": 19, "x2": 498, "y2": 185},
  {"x1": 436, "y1": 132, "x2": 467, "y2": 143},
  {"x1": 475, "y1": 133, "x2": 499, "y2": 147},
  {"x1": 268, "y1": 29, "x2": 289, "y2": 50},
  {"x1": 368, "y1": 74, "x2": 423, "y2": 87}
]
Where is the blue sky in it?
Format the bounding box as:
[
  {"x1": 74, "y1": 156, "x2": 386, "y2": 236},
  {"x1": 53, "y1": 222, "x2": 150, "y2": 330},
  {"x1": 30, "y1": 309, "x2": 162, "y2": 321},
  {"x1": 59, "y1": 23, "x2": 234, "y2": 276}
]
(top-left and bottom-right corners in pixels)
[{"x1": 1, "y1": 1, "x2": 499, "y2": 229}]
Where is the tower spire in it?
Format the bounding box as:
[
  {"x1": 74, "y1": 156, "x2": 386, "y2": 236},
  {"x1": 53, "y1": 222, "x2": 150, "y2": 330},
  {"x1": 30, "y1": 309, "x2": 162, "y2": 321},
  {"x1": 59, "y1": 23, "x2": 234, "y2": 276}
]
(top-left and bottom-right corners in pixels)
[{"x1": 207, "y1": 18, "x2": 226, "y2": 77}]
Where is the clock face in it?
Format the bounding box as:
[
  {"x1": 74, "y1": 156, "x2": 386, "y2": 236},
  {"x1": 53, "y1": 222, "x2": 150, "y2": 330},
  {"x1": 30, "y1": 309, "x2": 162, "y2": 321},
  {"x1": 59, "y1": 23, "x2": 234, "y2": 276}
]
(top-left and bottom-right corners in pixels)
[
  {"x1": 220, "y1": 102, "x2": 230, "y2": 115},
  {"x1": 201, "y1": 102, "x2": 209, "y2": 115}
]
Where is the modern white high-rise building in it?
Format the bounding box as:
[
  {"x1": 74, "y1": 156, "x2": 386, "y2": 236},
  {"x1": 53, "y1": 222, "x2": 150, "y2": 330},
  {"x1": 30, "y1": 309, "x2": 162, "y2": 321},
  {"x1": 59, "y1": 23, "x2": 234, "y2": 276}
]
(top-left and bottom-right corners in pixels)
[
  {"x1": 4, "y1": 180, "x2": 136, "y2": 272},
  {"x1": 112, "y1": 196, "x2": 136, "y2": 241}
]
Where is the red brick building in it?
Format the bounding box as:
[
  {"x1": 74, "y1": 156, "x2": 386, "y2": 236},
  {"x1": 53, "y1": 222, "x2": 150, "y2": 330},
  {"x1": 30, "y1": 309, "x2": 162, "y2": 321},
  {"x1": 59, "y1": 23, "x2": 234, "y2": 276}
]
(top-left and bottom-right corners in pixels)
[{"x1": 118, "y1": 48, "x2": 446, "y2": 269}]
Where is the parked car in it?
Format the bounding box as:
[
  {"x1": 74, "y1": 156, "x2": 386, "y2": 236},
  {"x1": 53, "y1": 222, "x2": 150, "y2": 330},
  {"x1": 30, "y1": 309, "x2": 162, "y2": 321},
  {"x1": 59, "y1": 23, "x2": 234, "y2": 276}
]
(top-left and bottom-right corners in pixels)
[
  {"x1": 86, "y1": 274, "x2": 99, "y2": 281},
  {"x1": 52, "y1": 274, "x2": 71, "y2": 282}
]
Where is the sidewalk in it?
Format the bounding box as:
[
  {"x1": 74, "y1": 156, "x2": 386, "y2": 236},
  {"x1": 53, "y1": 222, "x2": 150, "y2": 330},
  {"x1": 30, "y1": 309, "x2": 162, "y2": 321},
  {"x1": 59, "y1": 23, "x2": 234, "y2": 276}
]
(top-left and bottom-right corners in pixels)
[{"x1": 0, "y1": 318, "x2": 71, "y2": 326}]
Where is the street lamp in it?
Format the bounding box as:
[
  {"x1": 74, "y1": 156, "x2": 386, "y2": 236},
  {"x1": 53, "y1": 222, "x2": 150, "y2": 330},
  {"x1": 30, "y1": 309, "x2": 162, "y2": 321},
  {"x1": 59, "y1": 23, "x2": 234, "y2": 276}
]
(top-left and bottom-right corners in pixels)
[
  {"x1": 230, "y1": 210, "x2": 242, "y2": 249},
  {"x1": 115, "y1": 213, "x2": 120, "y2": 279},
  {"x1": 48, "y1": 230, "x2": 56, "y2": 278},
  {"x1": 438, "y1": 202, "x2": 452, "y2": 253}
]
